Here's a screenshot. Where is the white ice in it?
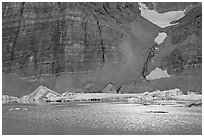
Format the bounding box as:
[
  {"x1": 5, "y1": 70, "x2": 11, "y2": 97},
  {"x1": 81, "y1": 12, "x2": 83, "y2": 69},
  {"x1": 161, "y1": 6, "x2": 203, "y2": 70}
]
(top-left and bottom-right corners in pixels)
[
  {"x1": 14, "y1": 108, "x2": 21, "y2": 110},
  {"x1": 138, "y1": 2, "x2": 186, "y2": 28}
]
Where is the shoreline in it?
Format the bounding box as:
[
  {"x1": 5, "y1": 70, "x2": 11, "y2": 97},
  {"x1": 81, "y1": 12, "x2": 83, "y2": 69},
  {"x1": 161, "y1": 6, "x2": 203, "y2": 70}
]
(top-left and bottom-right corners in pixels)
[{"x1": 3, "y1": 96, "x2": 202, "y2": 108}]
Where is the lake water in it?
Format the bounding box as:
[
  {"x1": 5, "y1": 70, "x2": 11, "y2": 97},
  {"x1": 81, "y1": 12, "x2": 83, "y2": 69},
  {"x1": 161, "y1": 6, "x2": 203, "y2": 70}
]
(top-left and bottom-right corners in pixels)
[{"x1": 2, "y1": 102, "x2": 202, "y2": 135}]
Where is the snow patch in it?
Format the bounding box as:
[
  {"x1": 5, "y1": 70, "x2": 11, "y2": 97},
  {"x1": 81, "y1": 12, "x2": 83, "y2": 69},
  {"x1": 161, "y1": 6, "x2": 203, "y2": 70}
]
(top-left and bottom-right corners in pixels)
[
  {"x1": 146, "y1": 68, "x2": 173, "y2": 80},
  {"x1": 154, "y1": 32, "x2": 167, "y2": 45},
  {"x1": 138, "y1": 2, "x2": 186, "y2": 28}
]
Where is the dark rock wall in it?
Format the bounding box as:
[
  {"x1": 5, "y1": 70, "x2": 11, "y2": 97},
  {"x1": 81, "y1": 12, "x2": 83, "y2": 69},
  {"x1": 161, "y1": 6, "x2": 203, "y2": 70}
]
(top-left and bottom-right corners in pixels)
[
  {"x1": 3, "y1": 2, "x2": 160, "y2": 94},
  {"x1": 2, "y1": 2, "x2": 202, "y2": 96},
  {"x1": 3, "y1": 2, "x2": 125, "y2": 77}
]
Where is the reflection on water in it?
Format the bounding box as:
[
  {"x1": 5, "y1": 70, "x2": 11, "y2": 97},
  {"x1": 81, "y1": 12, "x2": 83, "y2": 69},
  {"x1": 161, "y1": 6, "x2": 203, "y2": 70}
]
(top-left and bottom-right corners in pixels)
[{"x1": 2, "y1": 102, "x2": 202, "y2": 135}]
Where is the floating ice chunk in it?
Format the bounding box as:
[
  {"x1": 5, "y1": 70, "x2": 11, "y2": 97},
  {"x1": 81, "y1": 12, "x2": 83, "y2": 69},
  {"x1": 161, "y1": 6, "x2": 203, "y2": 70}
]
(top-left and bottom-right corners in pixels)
[
  {"x1": 14, "y1": 108, "x2": 21, "y2": 110},
  {"x1": 22, "y1": 108, "x2": 28, "y2": 111},
  {"x1": 138, "y1": 2, "x2": 186, "y2": 28},
  {"x1": 154, "y1": 32, "x2": 167, "y2": 44},
  {"x1": 10, "y1": 108, "x2": 28, "y2": 111},
  {"x1": 9, "y1": 108, "x2": 14, "y2": 111},
  {"x1": 146, "y1": 68, "x2": 173, "y2": 80}
]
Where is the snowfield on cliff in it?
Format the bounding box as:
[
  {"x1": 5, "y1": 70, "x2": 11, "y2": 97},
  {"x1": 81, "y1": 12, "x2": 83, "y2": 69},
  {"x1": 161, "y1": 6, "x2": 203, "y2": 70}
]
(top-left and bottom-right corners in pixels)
[
  {"x1": 138, "y1": 2, "x2": 185, "y2": 81},
  {"x1": 146, "y1": 68, "x2": 172, "y2": 80},
  {"x1": 154, "y1": 32, "x2": 167, "y2": 45},
  {"x1": 138, "y1": 2, "x2": 186, "y2": 28}
]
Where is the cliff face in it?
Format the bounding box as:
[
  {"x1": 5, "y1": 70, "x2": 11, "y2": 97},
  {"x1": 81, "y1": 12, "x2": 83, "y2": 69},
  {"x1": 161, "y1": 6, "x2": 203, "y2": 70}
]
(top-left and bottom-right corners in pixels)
[
  {"x1": 137, "y1": 3, "x2": 202, "y2": 94},
  {"x1": 2, "y1": 2, "x2": 202, "y2": 96},
  {"x1": 144, "y1": 3, "x2": 202, "y2": 76},
  {"x1": 3, "y1": 2, "x2": 125, "y2": 76},
  {"x1": 2, "y1": 2, "x2": 160, "y2": 95}
]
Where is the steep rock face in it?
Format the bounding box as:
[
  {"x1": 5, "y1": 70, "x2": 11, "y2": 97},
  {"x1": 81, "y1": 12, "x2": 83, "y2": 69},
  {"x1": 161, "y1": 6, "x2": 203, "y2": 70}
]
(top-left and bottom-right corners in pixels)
[
  {"x1": 2, "y1": 2, "x2": 202, "y2": 96},
  {"x1": 144, "y1": 3, "x2": 202, "y2": 76},
  {"x1": 132, "y1": 3, "x2": 202, "y2": 93},
  {"x1": 2, "y1": 2, "x2": 160, "y2": 95},
  {"x1": 3, "y1": 2, "x2": 123, "y2": 76}
]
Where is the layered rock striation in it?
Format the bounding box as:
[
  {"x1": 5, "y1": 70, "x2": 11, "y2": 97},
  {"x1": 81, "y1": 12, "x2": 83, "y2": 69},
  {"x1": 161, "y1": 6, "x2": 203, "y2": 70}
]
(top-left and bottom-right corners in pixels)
[
  {"x1": 3, "y1": 2, "x2": 160, "y2": 95},
  {"x1": 2, "y1": 2, "x2": 202, "y2": 96}
]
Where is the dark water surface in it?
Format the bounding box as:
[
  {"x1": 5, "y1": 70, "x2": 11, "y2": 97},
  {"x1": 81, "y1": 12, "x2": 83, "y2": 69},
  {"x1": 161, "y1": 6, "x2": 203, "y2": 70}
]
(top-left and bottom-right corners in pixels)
[{"x1": 2, "y1": 102, "x2": 202, "y2": 135}]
